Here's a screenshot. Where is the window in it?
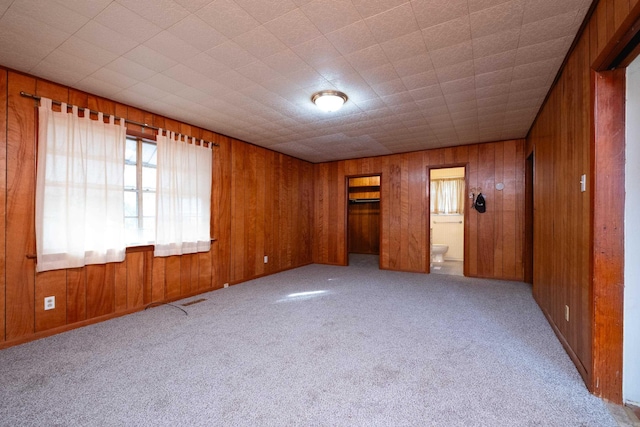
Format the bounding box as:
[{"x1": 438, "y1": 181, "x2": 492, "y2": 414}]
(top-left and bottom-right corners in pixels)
[
  {"x1": 35, "y1": 98, "x2": 126, "y2": 272},
  {"x1": 125, "y1": 136, "x2": 157, "y2": 246},
  {"x1": 430, "y1": 178, "x2": 465, "y2": 215}
]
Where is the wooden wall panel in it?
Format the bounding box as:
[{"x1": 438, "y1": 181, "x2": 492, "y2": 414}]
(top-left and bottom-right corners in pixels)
[
  {"x1": 526, "y1": 0, "x2": 638, "y2": 401},
  {"x1": 466, "y1": 145, "x2": 479, "y2": 277},
  {"x1": 66, "y1": 268, "x2": 86, "y2": 324},
  {"x1": 0, "y1": 69, "x2": 6, "y2": 342},
  {"x1": 214, "y1": 134, "x2": 232, "y2": 288},
  {"x1": 151, "y1": 257, "x2": 166, "y2": 303},
  {"x1": 314, "y1": 140, "x2": 525, "y2": 279},
  {"x1": 165, "y1": 256, "x2": 181, "y2": 300},
  {"x1": 198, "y1": 251, "x2": 212, "y2": 292},
  {"x1": 230, "y1": 141, "x2": 245, "y2": 282},
  {"x1": 143, "y1": 251, "x2": 153, "y2": 304},
  {"x1": 86, "y1": 264, "x2": 113, "y2": 319},
  {"x1": 35, "y1": 270, "x2": 66, "y2": 332},
  {"x1": 6, "y1": 72, "x2": 37, "y2": 340},
  {"x1": 180, "y1": 255, "x2": 192, "y2": 296},
  {"x1": 127, "y1": 252, "x2": 144, "y2": 309},
  {"x1": 228, "y1": 140, "x2": 313, "y2": 284},
  {"x1": 114, "y1": 261, "x2": 127, "y2": 312},
  {"x1": 387, "y1": 157, "x2": 403, "y2": 270},
  {"x1": 477, "y1": 144, "x2": 496, "y2": 277},
  {"x1": 406, "y1": 152, "x2": 425, "y2": 272}
]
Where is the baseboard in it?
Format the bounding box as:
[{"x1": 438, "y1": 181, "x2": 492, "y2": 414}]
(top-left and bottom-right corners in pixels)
[
  {"x1": 534, "y1": 295, "x2": 590, "y2": 387},
  {"x1": 0, "y1": 286, "x2": 232, "y2": 351},
  {"x1": 229, "y1": 262, "x2": 314, "y2": 286},
  {"x1": 0, "y1": 306, "x2": 142, "y2": 351}
]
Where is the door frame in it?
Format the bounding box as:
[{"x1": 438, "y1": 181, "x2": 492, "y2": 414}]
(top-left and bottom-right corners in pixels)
[
  {"x1": 345, "y1": 173, "x2": 382, "y2": 267},
  {"x1": 426, "y1": 164, "x2": 468, "y2": 275}
]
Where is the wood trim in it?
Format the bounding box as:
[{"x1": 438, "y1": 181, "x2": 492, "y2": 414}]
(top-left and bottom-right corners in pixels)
[
  {"x1": 427, "y1": 163, "x2": 469, "y2": 276},
  {"x1": 537, "y1": 299, "x2": 589, "y2": 380},
  {"x1": 590, "y1": 69, "x2": 625, "y2": 403},
  {"x1": 0, "y1": 69, "x2": 7, "y2": 342},
  {"x1": 346, "y1": 173, "x2": 382, "y2": 261},
  {"x1": 228, "y1": 262, "x2": 314, "y2": 286},
  {"x1": 0, "y1": 281, "x2": 215, "y2": 351},
  {"x1": 592, "y1": 1, "x2": 640, "y2": 70},
  {"x1": 524, "y1": 152, "x2": 534, "y2": 284}
]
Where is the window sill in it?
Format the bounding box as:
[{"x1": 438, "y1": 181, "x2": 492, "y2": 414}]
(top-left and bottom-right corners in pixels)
[{"x1": 125, "y1": 238, "x2": 217, "y2": 254}]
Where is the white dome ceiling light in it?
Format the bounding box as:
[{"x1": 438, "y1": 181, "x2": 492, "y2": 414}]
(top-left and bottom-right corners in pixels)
[{"x1": 311, "y1": 90, "x2": 348, "y2": 112}]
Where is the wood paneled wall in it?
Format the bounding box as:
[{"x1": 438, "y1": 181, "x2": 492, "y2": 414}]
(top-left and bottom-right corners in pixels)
[
  {"x1": 313, "y1": 140, "x2": 525, "y2": 280},
  {"x1": 230, "y1": 141, "x2": 313, "y2": 283},
  {"x1": 0, "y1": 70, "x2": 313, "y2": 348},
  {"x1": 526, "y1": 0, "x2": 639, "y2": 402}
]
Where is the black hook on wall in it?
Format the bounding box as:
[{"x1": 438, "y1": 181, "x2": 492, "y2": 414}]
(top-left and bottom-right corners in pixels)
[{"x1": 469, "y1": 187, "x2": 486, "y2": 213}]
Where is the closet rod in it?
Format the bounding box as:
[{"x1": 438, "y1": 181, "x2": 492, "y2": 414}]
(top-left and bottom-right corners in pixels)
[
  {"x1": 349, "y1": 198, "x2": 380, "y2": 203},
  {"x1": 20, "y1": 91, "x2": 220, "y2": 147}
]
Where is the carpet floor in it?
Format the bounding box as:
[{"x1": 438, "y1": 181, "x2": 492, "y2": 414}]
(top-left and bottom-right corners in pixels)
[{"x1": 0, "y1": 257, "x2": 617, "y2": 426}]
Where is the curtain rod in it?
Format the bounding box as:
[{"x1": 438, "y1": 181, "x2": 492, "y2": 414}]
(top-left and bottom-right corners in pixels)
[{"x1": 20, "y1": 91, "x2": 219, "y2": 147}]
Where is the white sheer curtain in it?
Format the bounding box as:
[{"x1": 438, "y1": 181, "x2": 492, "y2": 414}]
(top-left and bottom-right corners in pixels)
[
  {"x1": 154, "y1": 131, "x2": 212, "y2": 257},
  {"x1": 35, "y1": 97, "x2": 126, "y2": 272},
  {"x1": 430, "y1": 178, "x2": 465, "y2": 214}
]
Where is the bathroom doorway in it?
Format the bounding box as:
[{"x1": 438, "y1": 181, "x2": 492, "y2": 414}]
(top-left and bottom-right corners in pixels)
[
  {"x1": 347, "y1": 175, "x2": 381, "y2": 268},
  {"x1": 429, "y1": 167, "x2": 465, "y2": 276}
]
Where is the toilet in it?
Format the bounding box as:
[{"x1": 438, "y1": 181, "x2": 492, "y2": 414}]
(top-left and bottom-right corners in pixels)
[{"x1": 431, "y1": 244, "x2": 449, "y2": 263}]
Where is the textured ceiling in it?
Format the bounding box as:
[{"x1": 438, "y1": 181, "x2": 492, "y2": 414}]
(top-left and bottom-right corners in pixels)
[{"x1": 0, "y1": 0, "x2": 592, "y2": 162}]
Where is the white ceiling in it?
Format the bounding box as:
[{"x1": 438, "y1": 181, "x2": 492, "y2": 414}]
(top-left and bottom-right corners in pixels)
[{"x1": 0, "y1": 0, "x2": 592, "y2": 162}]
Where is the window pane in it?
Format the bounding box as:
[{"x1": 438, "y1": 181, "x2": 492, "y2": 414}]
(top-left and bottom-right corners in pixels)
[
  {"x1": 124, "y1": 217, "x2": 140, "y2": 245},
  {"x1": 142, "y1": 216, "x2": 155, "y2": 244},
  {"x1": 124, "y1": 139, "x2": 157, "y2": 246},
  {"x1": 142, "y1": 141, "x2": 157, "y2": 166},
  {"x1": 124, "y1": 191, "x2": 138, "y2": 217},
  {"x1": 124, "y1": 217, "x2": 138, "y2": 230},
  {"x1": 143, "y1": 192, "x2": 155, "y2": 217},
  {"x1": 142, "y1": 166, "x2": 156, "y2": 191},
  {"x1": 125, "y1": 138, "x2": 137, "y2": 163},
  {"x1": 124, "y1": 164, "x2": 137, "y2": 190}
]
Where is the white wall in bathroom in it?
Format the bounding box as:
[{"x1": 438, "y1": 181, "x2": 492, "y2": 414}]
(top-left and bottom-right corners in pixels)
[
  {"x1": 431, "y1": 215, "x2": 464, "y2": 260},
  {"x1": 624, "y1": 58, "x2": 640, "y2": 405}
]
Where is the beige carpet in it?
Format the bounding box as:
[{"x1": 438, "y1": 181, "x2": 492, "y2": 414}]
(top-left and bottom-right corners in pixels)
[{"x1": 0, "y1": 257, "x2": 617, "y2": 426}]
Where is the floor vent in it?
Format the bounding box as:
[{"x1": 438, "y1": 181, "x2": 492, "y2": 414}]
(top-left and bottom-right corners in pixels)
[{"x1": 182, "y1": 298, "x2": 207, "y2": 307}]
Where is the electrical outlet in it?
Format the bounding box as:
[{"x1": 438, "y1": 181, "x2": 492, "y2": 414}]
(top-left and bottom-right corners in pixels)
[
  {"x1": 565, "y1": 305, "x2": 570, "y2": 322},
  {"x1": 223, "y1": 283, "x2": 229, "y2": 288},
  {"x1": 44, "y1": 296, "x2": 55, "y2": 311},
  {"x1": 264, "y1": 255, "x2": 268, "y2": 264}
]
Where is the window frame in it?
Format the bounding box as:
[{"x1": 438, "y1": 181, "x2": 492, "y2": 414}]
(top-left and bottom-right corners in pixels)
[{"x1": 125, "y1": 133, "x2": 157, "y2": 248}]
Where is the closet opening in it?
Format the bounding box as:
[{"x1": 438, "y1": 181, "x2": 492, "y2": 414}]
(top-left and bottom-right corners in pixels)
[{"x1": 346, "y1": 175, "x2": 381, "y2": 268}]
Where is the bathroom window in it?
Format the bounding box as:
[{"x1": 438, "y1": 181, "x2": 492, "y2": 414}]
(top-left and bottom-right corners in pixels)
[{"x1": 430, "y1": 178, "x2": 465, "y2": 214}]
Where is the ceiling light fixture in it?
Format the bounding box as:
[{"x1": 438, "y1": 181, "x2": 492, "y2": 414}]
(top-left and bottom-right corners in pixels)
[{"x1": 311, "y1": 90, "x2": 348, "y2": 112}]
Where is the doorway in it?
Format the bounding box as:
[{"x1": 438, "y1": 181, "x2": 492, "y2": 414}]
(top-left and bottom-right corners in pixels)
[
  {"x1": 624, "y1": 55, "x2": 640, "y2": 406},
  {"x1": 429, "y1": 167, "x2": 465, "y2": 276},
  {"x1": 525, "y1": 152, "x2": 534, "y2": 284},
  {"x1": 347, "y1": 175, "x2": 381, "y2": 268}
]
